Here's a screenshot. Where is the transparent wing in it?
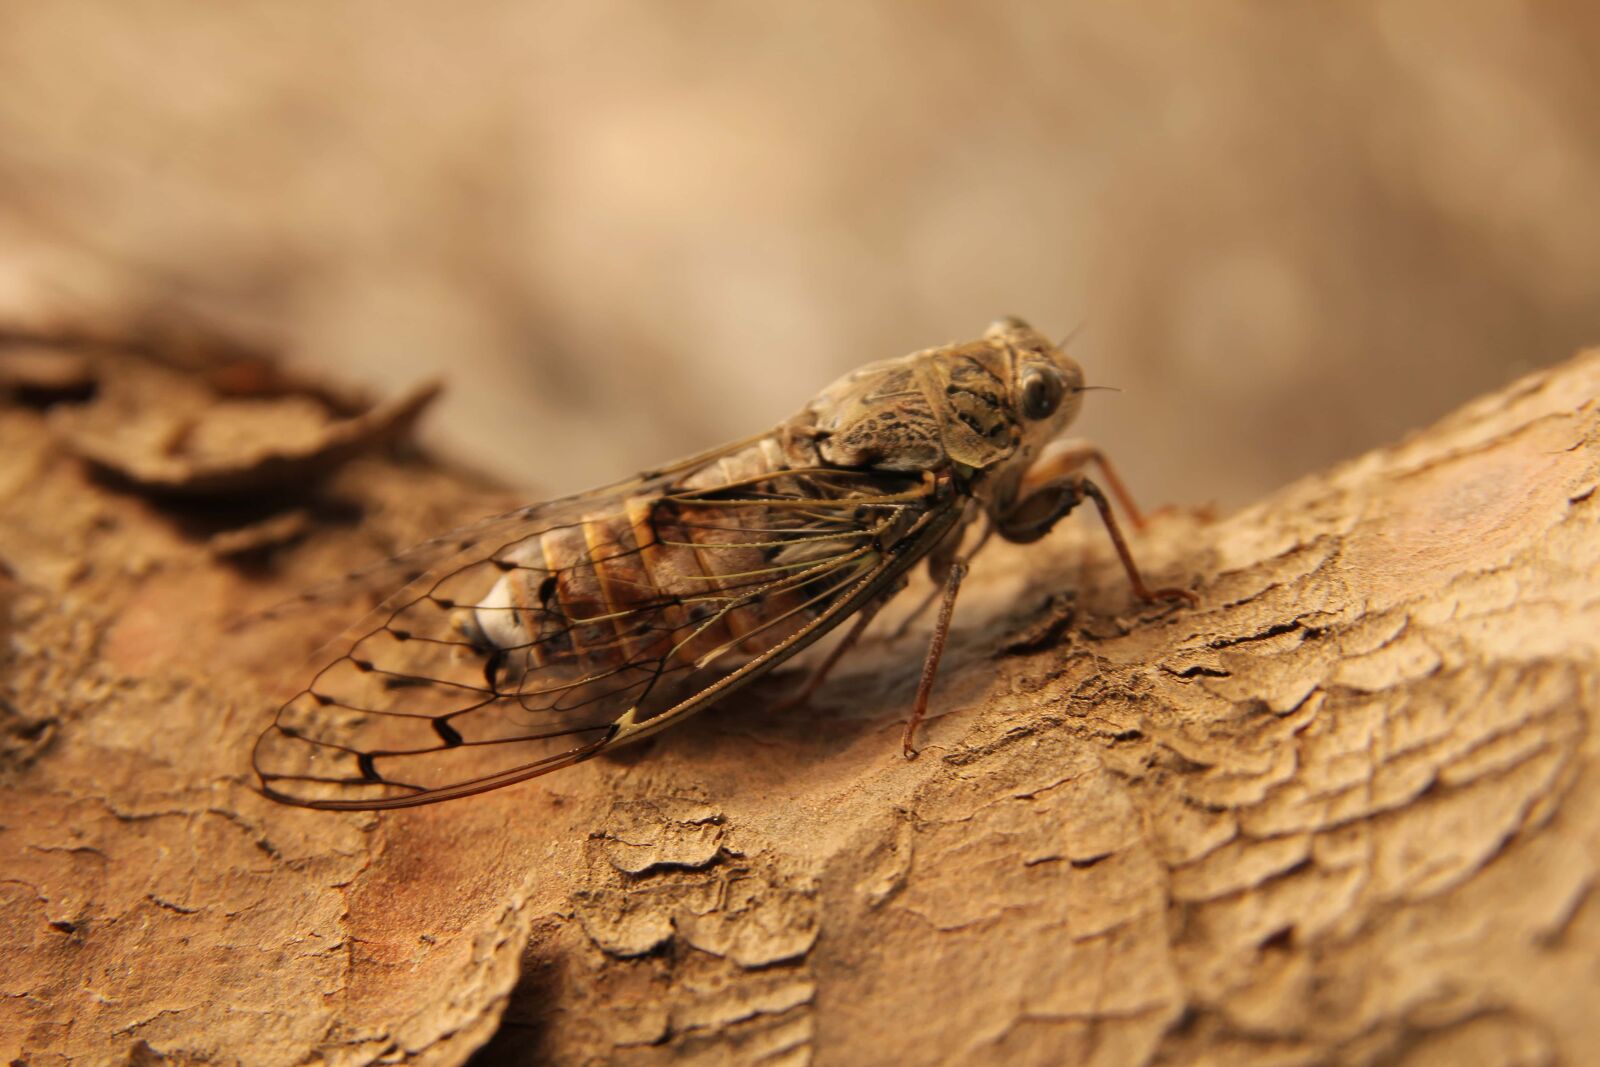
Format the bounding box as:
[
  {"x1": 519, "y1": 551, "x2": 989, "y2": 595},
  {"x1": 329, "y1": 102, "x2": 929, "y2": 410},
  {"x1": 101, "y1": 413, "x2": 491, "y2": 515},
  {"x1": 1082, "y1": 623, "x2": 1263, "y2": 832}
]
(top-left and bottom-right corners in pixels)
[
  {"x1": 232, "y1": 431, "x2": 781, "y2": 631},
  {"x1": 253, "y1": 453, "x2": 958, "y2": 809}
]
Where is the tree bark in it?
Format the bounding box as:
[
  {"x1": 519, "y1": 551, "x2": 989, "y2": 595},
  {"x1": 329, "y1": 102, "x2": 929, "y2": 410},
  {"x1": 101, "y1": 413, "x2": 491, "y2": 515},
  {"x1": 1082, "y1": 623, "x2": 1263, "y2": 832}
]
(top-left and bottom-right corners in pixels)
[{"x1": 2, "y1": 330, "x2": 1597, "y2": 1067}]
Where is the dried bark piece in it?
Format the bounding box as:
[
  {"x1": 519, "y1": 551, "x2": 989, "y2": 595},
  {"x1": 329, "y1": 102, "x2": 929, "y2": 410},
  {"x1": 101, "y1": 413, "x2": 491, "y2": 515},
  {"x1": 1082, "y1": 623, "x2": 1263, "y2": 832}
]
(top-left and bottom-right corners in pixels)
[
  {"x1": 54, "y1": 379, "x2": 440, "y2": 497},
  {"x1": 0, "y1": 344, "x2": 97, "y2": 404},
  {"x1": 200, "y1": 354, "x2": 371, "y2": 415},
  {"x1": 205, "y1": 507, "x2": 313, "y2": 558},
  {"x1": 0, "y1": 312, "x2": 372, "y2": 414}
]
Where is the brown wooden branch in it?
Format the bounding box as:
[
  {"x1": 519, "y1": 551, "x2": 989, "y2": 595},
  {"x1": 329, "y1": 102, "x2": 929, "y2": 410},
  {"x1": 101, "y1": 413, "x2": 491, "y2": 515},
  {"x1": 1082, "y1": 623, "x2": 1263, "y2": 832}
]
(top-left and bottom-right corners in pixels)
[{"x1": 2, "y1": 332, "x2": 1597, "y2": 1066}]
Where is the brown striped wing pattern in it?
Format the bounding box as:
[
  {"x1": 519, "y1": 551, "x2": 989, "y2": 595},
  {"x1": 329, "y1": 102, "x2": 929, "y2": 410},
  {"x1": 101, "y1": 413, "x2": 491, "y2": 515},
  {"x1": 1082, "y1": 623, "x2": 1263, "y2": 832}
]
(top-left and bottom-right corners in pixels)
[{"x1": 252, "y1": 447, "x2": 960, "y2": 808}]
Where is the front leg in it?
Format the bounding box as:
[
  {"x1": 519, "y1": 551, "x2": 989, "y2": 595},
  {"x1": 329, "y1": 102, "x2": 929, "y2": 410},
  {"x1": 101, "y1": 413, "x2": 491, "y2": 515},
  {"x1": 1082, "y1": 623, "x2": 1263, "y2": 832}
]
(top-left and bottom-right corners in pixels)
[
  {"x1": 1020, "y1": 439, "x2": 1153, "y2": 529},
  {"x1": 997, "y1": 472, "x2": 1196, "y2": 607}
]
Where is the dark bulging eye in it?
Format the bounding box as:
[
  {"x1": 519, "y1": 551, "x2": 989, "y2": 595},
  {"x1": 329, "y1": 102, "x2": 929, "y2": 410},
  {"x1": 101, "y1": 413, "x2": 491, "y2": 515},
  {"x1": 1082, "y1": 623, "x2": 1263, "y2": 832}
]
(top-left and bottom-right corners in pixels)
[{"x1": 1020, "y1": 368, "x2": 1065, "y2": 420}]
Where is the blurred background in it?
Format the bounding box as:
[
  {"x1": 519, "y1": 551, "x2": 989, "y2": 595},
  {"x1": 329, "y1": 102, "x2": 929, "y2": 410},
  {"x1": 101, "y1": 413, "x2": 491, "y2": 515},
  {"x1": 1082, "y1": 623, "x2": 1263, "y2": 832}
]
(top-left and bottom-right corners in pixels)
[{"x1": 1, "y1": 2, "x2": 1597, "y2": 508}]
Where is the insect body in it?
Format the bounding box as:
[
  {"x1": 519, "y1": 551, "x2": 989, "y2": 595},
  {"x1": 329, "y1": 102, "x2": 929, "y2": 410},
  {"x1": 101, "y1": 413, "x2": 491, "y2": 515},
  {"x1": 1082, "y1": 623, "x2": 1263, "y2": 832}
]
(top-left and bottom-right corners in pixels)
[{"x1": 253, "y1": 318, "x2": 1191, "y2": 809}]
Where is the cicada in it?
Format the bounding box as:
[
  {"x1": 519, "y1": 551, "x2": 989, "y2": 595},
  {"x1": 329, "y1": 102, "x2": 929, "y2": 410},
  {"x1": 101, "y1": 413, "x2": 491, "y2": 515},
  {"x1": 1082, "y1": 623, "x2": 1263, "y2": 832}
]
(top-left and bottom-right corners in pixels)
[{"x1": 253, "y1": 318, "x2": 1192, "y2": 809}]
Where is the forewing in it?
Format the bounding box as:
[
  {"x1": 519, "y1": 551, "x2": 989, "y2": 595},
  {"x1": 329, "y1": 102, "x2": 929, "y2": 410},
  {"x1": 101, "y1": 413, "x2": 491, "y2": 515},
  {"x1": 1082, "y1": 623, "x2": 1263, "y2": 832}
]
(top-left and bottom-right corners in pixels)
[
  {"x1": 233, "y1": 431, "x2": 780, "y2": 631},
  {"x1": 253, "y1": 456, "x2": 953, "y2": 809}
]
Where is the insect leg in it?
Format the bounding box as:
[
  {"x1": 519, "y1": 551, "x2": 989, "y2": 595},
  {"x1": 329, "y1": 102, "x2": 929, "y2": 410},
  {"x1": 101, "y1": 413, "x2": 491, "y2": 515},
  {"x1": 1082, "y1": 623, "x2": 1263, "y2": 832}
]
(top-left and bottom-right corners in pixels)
[
  {"x1": 1079, "y1": 480, "x2": 1197, "y2": 606},
  {"x1": 887, "y1": 516, "x2": 990, "y2": 641},
  {"x1": 886, "y1": 584, "x2": 942, "y2": 642},
  {"x1": 1023, "y1": 440, "x2": 1150, "y2": 529},
  {"x1": 998, "y1": 475, "x2": 1195, "y2": 606},
  {"x1": 902, "y1": 559, "x2": 967, "y2": 759},
  {"x1": 772, "y1": 582, "x2": 898, "y2": 711}
]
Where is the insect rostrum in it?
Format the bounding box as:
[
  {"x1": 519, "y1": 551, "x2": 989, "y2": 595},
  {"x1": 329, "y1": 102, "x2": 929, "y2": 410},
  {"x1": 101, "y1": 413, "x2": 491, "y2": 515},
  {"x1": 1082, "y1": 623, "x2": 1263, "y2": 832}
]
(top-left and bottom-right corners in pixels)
[{"x1": 253, "y1": 317, "x2": 1192, "y2": 809}]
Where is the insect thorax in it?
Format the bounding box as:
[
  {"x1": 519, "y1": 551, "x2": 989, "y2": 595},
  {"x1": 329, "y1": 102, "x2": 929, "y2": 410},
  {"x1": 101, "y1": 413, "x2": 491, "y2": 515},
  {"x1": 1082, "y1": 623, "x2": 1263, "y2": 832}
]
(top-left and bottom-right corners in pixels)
[{"x1": 804, "y1": 341, "x2": 1023, "y2": 479}]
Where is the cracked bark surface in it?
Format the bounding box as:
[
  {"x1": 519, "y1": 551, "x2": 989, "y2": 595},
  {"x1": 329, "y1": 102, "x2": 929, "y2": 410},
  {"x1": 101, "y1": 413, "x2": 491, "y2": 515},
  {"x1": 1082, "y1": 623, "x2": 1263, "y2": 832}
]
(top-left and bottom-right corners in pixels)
[{"x1": 1, "y1": 333, "x2": 1597, "y2": 1067}]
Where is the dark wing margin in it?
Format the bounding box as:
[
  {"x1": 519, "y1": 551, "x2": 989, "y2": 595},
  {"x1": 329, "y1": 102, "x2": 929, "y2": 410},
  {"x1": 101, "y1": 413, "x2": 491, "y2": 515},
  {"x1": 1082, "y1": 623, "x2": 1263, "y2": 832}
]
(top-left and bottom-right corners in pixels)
[{"x1": 252, "y1": 459, "x2": 961, "y2": 810}]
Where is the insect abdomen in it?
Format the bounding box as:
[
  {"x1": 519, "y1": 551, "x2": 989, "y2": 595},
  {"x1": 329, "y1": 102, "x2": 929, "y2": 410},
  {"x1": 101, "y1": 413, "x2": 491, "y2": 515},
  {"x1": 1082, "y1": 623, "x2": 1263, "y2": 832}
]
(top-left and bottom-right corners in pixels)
[{"x1": 476, "y1": 436, "x2": 822, "y2": 689}]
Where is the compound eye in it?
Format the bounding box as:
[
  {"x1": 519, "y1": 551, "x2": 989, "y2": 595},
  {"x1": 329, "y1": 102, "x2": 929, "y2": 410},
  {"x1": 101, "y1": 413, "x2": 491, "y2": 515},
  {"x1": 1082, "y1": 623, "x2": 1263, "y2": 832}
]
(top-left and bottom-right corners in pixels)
[{"x1": 1020, "y1": 368, "x2": 1065, "y2": 420}]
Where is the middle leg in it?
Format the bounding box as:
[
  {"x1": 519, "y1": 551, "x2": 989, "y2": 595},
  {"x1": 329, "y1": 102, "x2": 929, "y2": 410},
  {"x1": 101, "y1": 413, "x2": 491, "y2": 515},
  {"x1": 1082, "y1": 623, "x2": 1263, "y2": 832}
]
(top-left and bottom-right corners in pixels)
[
  {"x1": 773, "y1": 584, "x2": 898, "y2": 712},
  {"x1": 902, "y1": 559, "x2": 968, "y2": 759}
]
